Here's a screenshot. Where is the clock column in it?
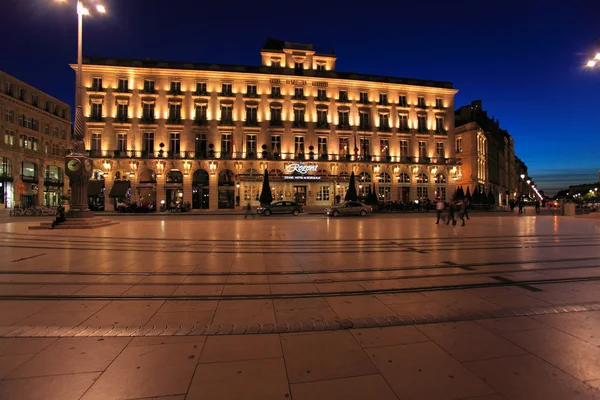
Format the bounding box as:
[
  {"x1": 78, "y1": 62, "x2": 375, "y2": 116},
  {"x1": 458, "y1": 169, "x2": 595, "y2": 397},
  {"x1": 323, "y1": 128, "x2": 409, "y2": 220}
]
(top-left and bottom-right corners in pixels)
[{"x1": 65, "y1": 154, "x2": 94, "y2": 218}]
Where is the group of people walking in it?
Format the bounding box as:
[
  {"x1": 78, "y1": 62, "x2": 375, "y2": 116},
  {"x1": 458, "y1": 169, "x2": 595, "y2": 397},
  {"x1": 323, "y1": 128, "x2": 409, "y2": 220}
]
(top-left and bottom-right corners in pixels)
[{"x1": 435, "y1": 197, "x2": 469, "y2": 226}]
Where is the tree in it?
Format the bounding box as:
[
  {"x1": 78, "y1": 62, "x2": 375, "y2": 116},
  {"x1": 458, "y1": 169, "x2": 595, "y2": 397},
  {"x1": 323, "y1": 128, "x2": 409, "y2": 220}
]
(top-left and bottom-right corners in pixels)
[
  {"x1": 345, "y1": 171, "x2": 358, "y2": 201},
  {"x1": 259, "y1": 169, "x2": 273, "y2": 205}
]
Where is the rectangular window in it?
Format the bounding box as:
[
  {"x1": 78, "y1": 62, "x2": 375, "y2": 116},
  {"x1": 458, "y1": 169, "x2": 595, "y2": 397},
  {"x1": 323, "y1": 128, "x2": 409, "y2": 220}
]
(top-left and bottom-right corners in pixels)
[
  {"x1": 117, "y1": 104, "x2": 128, "y2": 120},
  {"x1": 418, "y1": 141, "x2": 427, "y2": 158},
  {"x1": 32, "y1": 119, "x2": 38, "y2": 131},
  {"x1": 170, "y1": 133, "x2": 180, "y2": 154},
  {"x1": 417, "y1": 187, "x2": 428, "y2": 199},
  {"x1": 92, "y1": 77, "x2": 103, "y2": 90},
  {"x1": 316, "y1": 64, "x2": 325, "y2": 72},
  {"x1": 317, "y1": 89, "x2": 327, "y2": 100},
  {"x1": 196, "y1": 82, "x2": 207, "y2": 94},
  {"x1": 436, "y1": 116, "x2": 445, "y2": 132},
  {"x1": 44, "y1": 143, "x2": 48, "y2": 153},
  {"x1": 91, "y1": 133, "x2": 102, "y2": 151},
  {"x1": 4, "y1": 130, "x2": 14, "y2": 145},
  {"x1": 316, "y1": 186, "x2": 330, "y2": 201},
  {"x1": 360, "y1": 138, "x2": 370, "y2": 156},
  {"x1": 418, "y1": 115, "x2": 427, "y2": 132},
  {"x1": 380, "y1": 139, "x2": 389, "y2": 158},
  {"x1": 221, "y1": 83, "x2": 232, "y2": 95},
  {"x1": 118, "y1": 78, "x2": 129, "y2": 92},
  {"x1": 271, "y1": 60, "x2": 281, "y2": 68},
  {"x1": 294, "y1": 87, "x2": 304, "y2": 99},
  {"x1": 379, "y1": 114, "x2": 389, "y2": 130},
  {"x1": 435, "y1": 98, "x2": 443, "y2": 109},
  {"x1": 378, "y1": 186, "x2": 391, "y2": 202},
  {"x1": 220, "y1": 105, "x2": 232, "y2": 123},
  {"x1": 400, "y1": 140, "x2": 409, "y2": 158},
  {"x1": 338, "y1": 90, "x2": 348, "y2": 102},
  {"x1": 17, "y1": 87, "x2": 25, "y2": 100},
  {"x1": 398, "y1": 114, "x2": 408, "y2": 130},
  {"x1": 318, "y1": 137, "x2": 328, "y2": 155},
  {"x1": 359, "y1": 92, "x2": 369, "y2": 104},
  {"x1": 246, "y1": 134, "x2": 257, "y2": 154},
  {"x1": 91, "y1": 103, "x2": 103, "y2": 119},
  {"x1": 142, "y1": 103, "x2": 155, "y2": 120},
  {"x1": 143, "y1": 80, "x2": 155, "y2": 93},
  {"x1": 338, "y1": 111, "x2": 349, "y2": 127},
  {"x1": 118, "y1": 133, "x2": 127, "y2": 152},
  {"x1": 359, "y1": 111, "x2": 370, "y2": 128},
  {"x1": 170, "y1": 81, "x2": 181, "y2": 93},
  {"x1": 19, "y1": 134, "x2": 26, "y2": 148},
  {"x1": 5, "y1": 109, "x2": 14, "y2": 123},
  {"x1": 436, "y1": 187, "x2": 446, "y2": 200},
  {"x1": 168, "y1": 103, "x2": 181, "y2": 121},
  {"x1": 317, "y1": 109, "x2": 328, "y2": 125},
  {"x1": 436, "y1": 142, "x2": 445, "y2": 157},
  {"x1": 143, "y1": 132, "x2": 154, "y2": 153},
  {"x1": 293, "y1": 108, "x2": 305, "y2": 124},
  {"x1": 270, "y1": 106, "x2": 281, "y2": 124},
  {"x1": 195, "y1": 133, "x2": 207, "y2": 157},
  {"x1": 271, "y1": 86, "x2": 281, "y2": 97},
  {"x1": 271, "y1": 135, "x2": 281, "y2": 152},
  {"x1": 295, "y1": 62, "x2": 304, "y2": 70},
  {"x1": 31, "y1": 94, "x2": 38, "y2": 107},
  {"x1": 246, "y1": 107, "x2": 257, "y2": 124},
  {"x1": 195, "y1": 104, "x2": 207, "y2": 121},
  {"x1": 243, "y1": 185, "x2": 260, "y2": 202},
  {"x1": 246, "y1": 84, "x2": 257, "y2": 96},
  {"x1": 399, "y1": 95, "x2": 407, "y2": 106},
  {"x1": 44, "y1": 124, "x2": 49, "y2": 134},
  {"x1": 456, "y1": 137, "x2": 462, "y2": 153},
  {"x1": 418, "y1": 96, "x2": 426, "y2": 107},
  {"x1": 379, "y1": 93, "x2": 388, "y2": 105},
  {"x1": 5, "y1": 81, "x2": 13, "y2": 95},
  {"x1": 294, "y1": 136, "x2": 305, "y2": 154},
  {"x1": 221, "y1": 133, "x2": 231, "y2": 155},
  {"x1": 339, "y1": 137, "x2": 349, "y2": 156},
  {"x1": 53, "y1": 127, "x2": 58, "y2": 137},
  {"x1": 61, "y1": 129, "x2": 66, "y2": 140}
]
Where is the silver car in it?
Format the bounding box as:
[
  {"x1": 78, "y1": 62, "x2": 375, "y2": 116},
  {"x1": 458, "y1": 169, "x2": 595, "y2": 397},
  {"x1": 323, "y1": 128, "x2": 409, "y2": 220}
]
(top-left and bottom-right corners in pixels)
[{"x1": 325, "y1": 201, "x2": 373, "y2": 217}]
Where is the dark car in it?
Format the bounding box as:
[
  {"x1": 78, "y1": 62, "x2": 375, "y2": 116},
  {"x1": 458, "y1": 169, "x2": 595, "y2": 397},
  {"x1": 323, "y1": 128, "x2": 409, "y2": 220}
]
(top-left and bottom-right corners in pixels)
[{"x1": 257, "y1": 201, "x2": 305, "y2": 216}]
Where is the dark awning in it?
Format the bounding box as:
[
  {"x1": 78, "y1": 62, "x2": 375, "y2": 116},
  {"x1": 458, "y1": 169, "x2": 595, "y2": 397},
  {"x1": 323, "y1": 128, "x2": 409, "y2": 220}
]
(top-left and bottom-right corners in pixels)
[
  {"x1": 109, "y1": 180, "x2": 130, "y2": 198},
  {"x1": 88, "y1": 180, "x2": 103, "y2": 197}
]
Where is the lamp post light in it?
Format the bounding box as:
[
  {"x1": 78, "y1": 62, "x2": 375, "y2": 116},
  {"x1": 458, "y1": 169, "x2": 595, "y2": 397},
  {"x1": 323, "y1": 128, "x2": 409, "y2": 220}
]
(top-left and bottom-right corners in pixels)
[
  {"x1": 58, "y1": 0, "x2": 106, "y2": 218},
  {"x1": 585, "y1": 39, "x2": 600, "y2": 67}
]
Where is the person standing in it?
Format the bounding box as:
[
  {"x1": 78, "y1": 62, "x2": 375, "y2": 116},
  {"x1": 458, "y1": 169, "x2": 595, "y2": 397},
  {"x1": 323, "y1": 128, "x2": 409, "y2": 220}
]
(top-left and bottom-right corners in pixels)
[
  {"x1": 244, "y1": 202, "x2": 254, "y2": 219},
  {"x1": 435, "y1": 197, "x2": 444, "y2": 224},
  {"x1": 464, "y1": 198, "x2": 470, "y2": 219}
]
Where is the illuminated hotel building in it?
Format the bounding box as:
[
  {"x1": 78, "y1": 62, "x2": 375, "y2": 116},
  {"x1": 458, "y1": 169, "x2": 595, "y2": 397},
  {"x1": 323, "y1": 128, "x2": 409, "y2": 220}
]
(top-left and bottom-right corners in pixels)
[
  {"x1": 78, "y1": 38, "x2": 459, "y2": 211},
  {"x1": 0, "y1": 70, "x2": 71, "y2": 209}
]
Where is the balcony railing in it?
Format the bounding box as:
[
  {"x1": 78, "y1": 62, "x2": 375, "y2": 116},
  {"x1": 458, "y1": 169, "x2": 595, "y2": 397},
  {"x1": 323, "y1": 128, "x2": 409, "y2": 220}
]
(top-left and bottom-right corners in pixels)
[
  {"x1": 166, "y1": 117, "x2": 183, "y2": 125},
  {"x1": 243, "y1": 92, "x2": 260, "y2": 98},
  {"x1": 85, "y1": 149, "x2": 456, "y2": 165},
  {"x1": 194, "y1": 118, "x2": 208, "y2": 126},
  {"x1": 139, "y1": 116, "x2": 157, "y2": 124},
  {"x1": 378, "y1": 100, "x2": 390, "y2": 106},
  {"x1": 141, "y1": 88, "x2": 158, "y2": 95},
  {"x1": 268, "y1": 93, "x2": 283, "y2": 99},
  {"x1": 219, "y1": 119, "x2": 234, "y2": 126},
  {"x1": 292, "y1": 95, "x2": 307, "y2": 100},
  {"x1": 87, "y1": 116, "x2": 105, "y2": 123},
  {"x1": 167, "y1": 89, "x2": 184, "y2": 96},
  {"x1": 315, "y1": 96, "x2": 330, "y2": 102},
  {"x1": 218, "y1": 92, "x2": 235, "y2": 97},
  {"x1": 316, "y1": 121, "x2": 330, "y2": 129},
  {"x1": 358, "y1": 99, "x2": 371, "y2": 105},
  {"x1": 416, "y1": 104, "x2": 428, "y2": 109},
  {"x1": 192, "y1": 90, "x2": 210, "y2": 96},
  {"x1": 292, "y1": 121, "x2": 307, "y2": 128},
  {"x1": 270, "y1": 120, "x2": 283, "y2": 127},
  {"x1": 337, "y1": 124, "x2": 352, "y2": 130},
  {"x1": 114, "y1": 116, "x2": 132, "y2": 124},
  {"x1": 379, "y1": 125, "x2": 391, "y2": 132},
  {"x1": 358, "y1": 124, "x2": 371, "y2": 131},
  {"x1": 86, "y1": 86, "x2": 106, "y2": 92},
  {"x1": 114, "y1": 88, "x2": 132, "y2": 94},
  {"x1": 336, "y1": 97, "x2": 350, "y2": 103},
  {"x1": 244, "y1": 120, "x2": 259, "y2": 127}
]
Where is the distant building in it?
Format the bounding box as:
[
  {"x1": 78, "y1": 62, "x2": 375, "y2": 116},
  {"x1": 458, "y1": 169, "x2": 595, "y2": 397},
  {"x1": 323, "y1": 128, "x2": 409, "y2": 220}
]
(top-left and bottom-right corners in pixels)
[
  {"x1": 454, "y1": 100, "x2": 528, "y2": 204},
  {"x1": 76, "y1": 38, "x2": 460, "y2": 211},
  {"x1": 0, "y1": 70, "x2": 71, "y2": 209}
]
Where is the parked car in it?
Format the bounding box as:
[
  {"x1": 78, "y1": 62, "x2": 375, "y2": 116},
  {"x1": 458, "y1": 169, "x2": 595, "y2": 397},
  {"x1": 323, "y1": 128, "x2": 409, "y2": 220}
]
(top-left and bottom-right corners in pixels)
[
  {"x1": 325, "y1": 201, "x2": 373, "y2": 217},
  {"x1": 257, "y1": 201, "x2": 305, "y2": 216}
]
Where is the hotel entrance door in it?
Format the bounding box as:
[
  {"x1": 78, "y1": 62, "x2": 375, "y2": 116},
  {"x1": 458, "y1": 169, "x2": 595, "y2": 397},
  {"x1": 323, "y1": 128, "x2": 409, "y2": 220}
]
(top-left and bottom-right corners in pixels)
[{"x1": 294, "y1": 186, "x2": 307, "y2": 204}]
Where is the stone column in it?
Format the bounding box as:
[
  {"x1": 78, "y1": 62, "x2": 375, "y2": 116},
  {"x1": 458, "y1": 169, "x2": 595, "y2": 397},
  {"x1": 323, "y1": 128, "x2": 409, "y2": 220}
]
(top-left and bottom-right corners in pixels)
[
  {"x1": 156, "y1": 174, "x2": 166, "y2": 211},
  {"x1": 183, "y1": 173, "x2": 193, "y2": 206},
  {"x1": 209, "y1": 173, "x2": 218, "y2": 211},
  {"x1": 104, "y1": 175, "x2": 114, "y2": 211}
]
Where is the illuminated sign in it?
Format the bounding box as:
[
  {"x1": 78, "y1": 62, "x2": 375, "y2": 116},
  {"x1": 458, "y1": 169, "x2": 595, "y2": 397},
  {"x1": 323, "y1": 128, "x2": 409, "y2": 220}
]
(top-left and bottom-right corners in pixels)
[
  {"x1": 285, "y1": 163, "x2": 319, "y2": 174},
  {"x1": 283, "y1": 175, "x2": 322, "y2": 181}
]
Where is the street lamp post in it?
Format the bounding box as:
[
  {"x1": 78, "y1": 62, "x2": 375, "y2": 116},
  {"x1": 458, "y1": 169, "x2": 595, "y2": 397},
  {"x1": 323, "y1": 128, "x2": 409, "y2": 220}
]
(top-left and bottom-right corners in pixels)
[{"x1": 61, "y1": 0, "x2": 105, "y2": 218}]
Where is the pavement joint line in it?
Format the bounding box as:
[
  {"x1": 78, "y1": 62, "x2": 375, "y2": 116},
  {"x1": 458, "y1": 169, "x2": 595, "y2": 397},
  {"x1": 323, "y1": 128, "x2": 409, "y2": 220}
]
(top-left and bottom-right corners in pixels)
[{"x1": 0, "y1": 300, "x2": 591, "y2": 338}]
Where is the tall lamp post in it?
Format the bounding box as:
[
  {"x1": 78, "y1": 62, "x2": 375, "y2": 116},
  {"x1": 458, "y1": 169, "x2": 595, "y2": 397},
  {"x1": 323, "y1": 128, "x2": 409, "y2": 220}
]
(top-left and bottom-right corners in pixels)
[
  {"x1": 586, "y1": 40, "x2": 600, "y2": 67},
  {"x1": 58, "y1": 0, "x2": 105, "y2": 218}
]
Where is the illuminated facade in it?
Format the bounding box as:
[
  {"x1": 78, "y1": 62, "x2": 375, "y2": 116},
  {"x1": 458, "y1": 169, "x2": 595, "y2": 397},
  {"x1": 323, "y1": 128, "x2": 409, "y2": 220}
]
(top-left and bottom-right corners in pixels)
[
  {"x1": 77, "y1": 39, "x2": 459, "y2": 210},
  {"x1": 454, "y1": 100, "x2": 518, "y2": 204},
  {"x1": 0, "y1": 70, "x2": 71, "y2": 209}
]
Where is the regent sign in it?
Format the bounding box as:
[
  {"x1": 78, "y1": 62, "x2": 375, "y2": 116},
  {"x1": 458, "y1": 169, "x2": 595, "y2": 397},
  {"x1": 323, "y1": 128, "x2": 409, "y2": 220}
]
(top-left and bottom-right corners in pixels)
[{"x1": 285, "y1": 163, "x2": 319, "y2": 174}]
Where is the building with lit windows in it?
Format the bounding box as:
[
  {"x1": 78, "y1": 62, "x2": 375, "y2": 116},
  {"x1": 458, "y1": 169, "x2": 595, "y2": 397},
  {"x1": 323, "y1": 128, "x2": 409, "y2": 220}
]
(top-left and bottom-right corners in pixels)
[
  {"x1": 77, "y1": 38, "x2": 459, "y2": 211},
  {"x1": 454, "y1": 100, "x2": 519, "y2": 205},
  {"x1": 0, "y1": 70, "x2": 71, "y2": 209}
]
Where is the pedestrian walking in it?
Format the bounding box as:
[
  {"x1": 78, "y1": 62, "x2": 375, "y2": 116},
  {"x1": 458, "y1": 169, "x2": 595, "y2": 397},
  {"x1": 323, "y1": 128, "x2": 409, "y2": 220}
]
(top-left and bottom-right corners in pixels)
[
  {"x1": 446, "y1": 200, "x2": 456, "y2": 225},
  {"x1": 535, "y1": 200, "x2": 541, "y2": 214},
  {"x1": 244, "y1": 202, "x2": 254, "y2": 219},
  {"x1": 435, "y1": 197, "x2": 444, "y2": 224},
  {"x1": 464, "y1": 198, "x2": 470, "y2": 219},
  {"x1": 457, "y1": 200, "x2": 466, "y2": 226}
]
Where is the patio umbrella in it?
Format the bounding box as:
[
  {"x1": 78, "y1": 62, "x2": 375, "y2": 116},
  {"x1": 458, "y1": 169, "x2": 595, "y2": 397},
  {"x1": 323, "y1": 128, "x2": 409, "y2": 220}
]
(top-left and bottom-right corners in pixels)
[
  {"x1": 345, "y1": 171, "x2": 358, "y2": 201},
  {"x1": 259, "y1": 169, "x2": 273, "y2": 206}
]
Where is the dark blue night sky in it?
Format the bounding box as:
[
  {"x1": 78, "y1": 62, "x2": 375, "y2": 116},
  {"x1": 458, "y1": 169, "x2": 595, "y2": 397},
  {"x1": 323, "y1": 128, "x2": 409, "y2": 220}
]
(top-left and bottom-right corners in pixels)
[{"x1": 3, "y1": 0, "x2": 599, "y2": 193}]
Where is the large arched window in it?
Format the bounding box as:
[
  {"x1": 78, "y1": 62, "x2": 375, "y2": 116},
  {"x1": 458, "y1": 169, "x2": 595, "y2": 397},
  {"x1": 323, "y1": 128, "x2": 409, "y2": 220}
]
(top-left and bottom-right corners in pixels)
[
  {"x1": 398, "y1": 173, "x2": 410, "y2": 184},
  {"x1": 378, "y1": 172, "x2": 391, "y2": 201},
  {"x1": 166, "y1": 170, "x2": 183, "y2": 184},
  {"x1": 358, "y1": 171, "x2": 371, "y2": 183},
  {"x1": 417, "y1": 173, "x2": 429, "y2": 184},
  {"x1": 435, "y1": 173, "x2": 447, "y2": 184},
  {"x1": 138, "y1": 169, "x2": 156, "y2": 184},
  {"x1": 378, "y1": 172, "x2": 391, "y2": 183}
]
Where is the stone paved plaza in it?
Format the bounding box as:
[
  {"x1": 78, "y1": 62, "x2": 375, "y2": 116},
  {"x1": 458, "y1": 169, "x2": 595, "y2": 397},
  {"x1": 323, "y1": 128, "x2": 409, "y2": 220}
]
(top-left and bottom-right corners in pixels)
[{"x1": 0, "y1": 213, "x2": 600, "y2": 399}]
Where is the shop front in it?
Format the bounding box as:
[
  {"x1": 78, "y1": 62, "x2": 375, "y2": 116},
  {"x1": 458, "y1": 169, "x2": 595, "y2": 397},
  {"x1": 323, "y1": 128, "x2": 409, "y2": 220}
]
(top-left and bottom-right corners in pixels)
[
  {"x1": 44, "y1": 166, "x2": 64, "y2": 207},
  {"x1": 165, "y1": 170, "x2": 184, "y2": 209},
  {"x1": 1, "y1": 157, "x2": 13, "y2": 209},
  {"x1": 192, "y1": 169, "x2": 209, "y2": 209},
  {"x1": 88, "y1": 170, "x2": 105, "y2": 211},
  {"x1": 137, "y1": 169, "x2": 157, "y2": 207},
  {"x1": 218, "y1": 169, "x2": 235, "y2": 209},
  {"x1": 20, "y1": 161, "x2": 39, "y2": 207}
]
